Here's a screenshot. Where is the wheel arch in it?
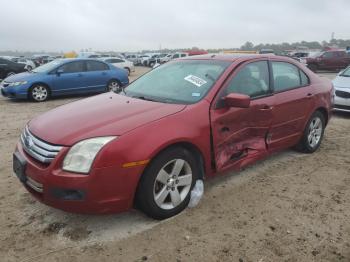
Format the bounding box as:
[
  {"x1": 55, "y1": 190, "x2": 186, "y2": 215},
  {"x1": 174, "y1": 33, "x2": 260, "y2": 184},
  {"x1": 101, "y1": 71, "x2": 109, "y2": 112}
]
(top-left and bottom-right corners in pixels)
[
  {"x1": 146, "y1": 142, "x2": 206, "y2": 180},
  {"x1": 27, "y1": 82, "x2": 51, "y2": 98},
  {"x1": 315, "y1": 107, "x2": 329, "y2": 126}
]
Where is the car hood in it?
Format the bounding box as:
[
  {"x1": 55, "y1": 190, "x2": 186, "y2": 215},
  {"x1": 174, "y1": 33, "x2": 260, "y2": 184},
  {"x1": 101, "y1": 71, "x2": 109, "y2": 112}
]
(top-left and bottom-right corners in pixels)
[
  {"x1": 28, "y1": 93, "x2": 186, "y2": 146},
  {"x1": 333, "y1": 76, "x2": 350, "y2": 88},
  {"x1": 4, "y1": 71, "x2": 40, "y2": 82}
]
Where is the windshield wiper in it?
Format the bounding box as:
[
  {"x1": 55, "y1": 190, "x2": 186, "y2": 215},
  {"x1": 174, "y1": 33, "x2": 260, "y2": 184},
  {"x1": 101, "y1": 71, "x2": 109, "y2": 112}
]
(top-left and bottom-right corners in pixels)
[{"x1": 132, "y1": 95, "x2": 157, "y2": 102}]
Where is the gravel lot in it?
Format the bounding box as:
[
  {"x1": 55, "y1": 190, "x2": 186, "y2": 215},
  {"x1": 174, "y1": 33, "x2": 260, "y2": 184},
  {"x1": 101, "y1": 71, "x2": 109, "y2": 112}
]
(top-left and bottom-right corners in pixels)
[{"x1": 0, "y1": 68, "x2": 349, "y2": 262}]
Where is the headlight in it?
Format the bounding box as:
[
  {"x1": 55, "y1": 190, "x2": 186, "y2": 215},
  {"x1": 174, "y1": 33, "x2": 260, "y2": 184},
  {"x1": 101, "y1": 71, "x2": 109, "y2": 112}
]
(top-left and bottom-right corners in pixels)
[
  {"x1": 9, "y1": 81, "x2": 28, "y2": 86},
  {"x1": 63, "y1": 136, "x2": 116, "y2": 174}
]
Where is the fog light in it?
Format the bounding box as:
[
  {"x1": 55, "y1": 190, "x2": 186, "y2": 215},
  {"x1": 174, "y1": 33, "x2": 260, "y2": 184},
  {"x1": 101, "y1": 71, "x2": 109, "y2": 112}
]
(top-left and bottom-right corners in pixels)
[{"x1": 51, "y1": 188, "x2": 85, "y2": 201}]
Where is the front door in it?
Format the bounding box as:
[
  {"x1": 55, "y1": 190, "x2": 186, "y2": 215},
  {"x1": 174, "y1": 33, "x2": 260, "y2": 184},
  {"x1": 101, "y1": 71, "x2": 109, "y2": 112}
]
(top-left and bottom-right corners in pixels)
[
  {"x1": 210, "y1": 60, "x2": 274, "y2": 172},
  {"x1": 52, "y1": 61, "x2": 87, "y2": 95}
]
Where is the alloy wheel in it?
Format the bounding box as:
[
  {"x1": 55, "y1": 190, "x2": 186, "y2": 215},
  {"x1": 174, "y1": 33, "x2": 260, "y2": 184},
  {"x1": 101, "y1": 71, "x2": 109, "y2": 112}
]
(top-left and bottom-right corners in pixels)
[
  {"x1": 153, "y1": 159, "x2": 192, "y2": 210},
  {"x1": 108, "y1": 81, "x2": 120, "y2": 92},
  {"x1": 308, "y1": 116, "x2": 323, "y2": 148},
  {"x1": 32, "y1": 86, "x2": 48, "y2": 101}
]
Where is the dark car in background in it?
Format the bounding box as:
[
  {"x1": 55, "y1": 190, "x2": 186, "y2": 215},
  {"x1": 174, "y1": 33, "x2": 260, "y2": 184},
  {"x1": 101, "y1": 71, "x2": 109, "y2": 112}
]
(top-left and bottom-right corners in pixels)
[
  {"x1": 0, "y1": 58, "x2": 27, "y2": 80},
  {"x1": 301, "y1": 50, "x2": 350, "y2": 72}
]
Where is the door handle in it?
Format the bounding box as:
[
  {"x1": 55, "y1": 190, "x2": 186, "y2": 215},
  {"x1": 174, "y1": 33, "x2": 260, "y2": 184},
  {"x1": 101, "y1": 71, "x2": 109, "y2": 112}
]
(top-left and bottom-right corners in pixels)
[
  {"x1": 220, "y1": 127, "x2": 230, "y2": 133},
  {"x1": 258, "y1": 104, "x2": 273, "y2": 111}
]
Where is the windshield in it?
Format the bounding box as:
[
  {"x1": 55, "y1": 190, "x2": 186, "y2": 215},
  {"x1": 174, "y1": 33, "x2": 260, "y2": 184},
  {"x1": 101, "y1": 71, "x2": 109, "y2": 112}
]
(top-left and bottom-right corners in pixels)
[
  {"x1": 309, "y1": 51, "x2": 323, "y2": 58},
  {"x1": 340, "y1": 67, "x2": 350, "y2": 77},
  {"x1": 125, "y1": 60, "x2": 231, "y2": 104},
  {"x1": 32, "y1": 60, "x2": 62, "y2": 73}
]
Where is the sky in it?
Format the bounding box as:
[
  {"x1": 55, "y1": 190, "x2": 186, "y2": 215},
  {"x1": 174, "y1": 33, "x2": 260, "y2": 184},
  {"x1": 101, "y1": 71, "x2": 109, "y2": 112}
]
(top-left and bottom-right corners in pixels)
[{"x1": 0, "y1": 0, "x2": 349, "y2": 52}]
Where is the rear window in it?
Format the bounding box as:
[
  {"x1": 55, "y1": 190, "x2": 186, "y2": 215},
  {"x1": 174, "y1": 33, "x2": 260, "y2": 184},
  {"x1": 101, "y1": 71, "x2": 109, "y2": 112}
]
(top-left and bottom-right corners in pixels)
[
  {"x1": 86, "y1": 61, "x2": 109, "y2": 71},
  {"x1": 272, "y1": 62, "x2": 308, "y2": 92}
]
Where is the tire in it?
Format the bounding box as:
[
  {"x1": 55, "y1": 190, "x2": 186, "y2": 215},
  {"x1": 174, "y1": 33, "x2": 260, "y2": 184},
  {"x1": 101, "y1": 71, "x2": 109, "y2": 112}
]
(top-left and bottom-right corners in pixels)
[
  {"x1": 308, "y1": 64, "x2": 318, "y2": 72},
  {"x1": 136, "y1": 147, "x2": 198, "y2": 219},
  {"x1": 124, "y1": 67, "x2": 130, "y2": 76},
  {"x1": 107, "y1": 79, "x2": 121, "y2": 92},
  {"x1": 26, "y1": 65, "x2": 32, "y2": 71},
  {"x1": 296, "y1": 111, "x2": 325, "y2": 153},
  {"x1": 30, "y1": 84, "x2": 50, "y2": 102},
  {"x1": 149, "y1": 62, "x2": 155, "y2": 68}
]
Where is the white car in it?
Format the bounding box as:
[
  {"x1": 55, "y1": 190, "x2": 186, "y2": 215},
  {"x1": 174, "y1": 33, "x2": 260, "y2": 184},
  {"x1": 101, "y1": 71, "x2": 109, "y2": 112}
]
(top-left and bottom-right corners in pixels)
[
  {"x1": 332, "y1": 66, "x2": 350, "y2": 112},
  {"x1": 101, "y1": 57, "x2": 135, "y2": 75},
  {"x1": 159, "y1": 54, "x2": 173, "y2": 63},
  {"x1": 12, "y1": 58, "x2": 36, "y2": 71}
]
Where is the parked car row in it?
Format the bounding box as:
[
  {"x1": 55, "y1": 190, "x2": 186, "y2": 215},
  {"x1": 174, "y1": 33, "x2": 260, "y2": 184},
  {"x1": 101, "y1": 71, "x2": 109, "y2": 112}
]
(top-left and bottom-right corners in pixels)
[{"x1": 125, "y1": 50, "x2": 209, "y2": 67}]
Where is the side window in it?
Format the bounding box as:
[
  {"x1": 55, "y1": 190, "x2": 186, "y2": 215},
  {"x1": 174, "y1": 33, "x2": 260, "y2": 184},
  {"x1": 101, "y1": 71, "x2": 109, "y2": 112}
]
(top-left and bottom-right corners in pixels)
[
  {"x1": 86, "y1": 61, "x2": 109, "y2": 71},
  {"x1": 300, "y1": 70, "x2": 309, "y2": 86},
  {"x1": 59, "y1": 61, "x2": 84, "y2": 73},
  {"x1": 173, "y1": 54, "x2": 179, "y2": 58},
  {"x1": 335, "y1": 51, "x2": 345, "y2": 57},
  {"x1": 225, "y1": 61, "x2": 270, "y2": 98},
  {"x1": 272, "y1": 62, "x2": 302, "y2": 92},
  {"x1": 180, "y1": 54, "x2": 187, "y2": 57},
  {"x1": 114, "y1": 59, "x2": 124, "y2": 63},
  {"x1": 322, "y1": 52, "x2": 334, "y2": 58}
]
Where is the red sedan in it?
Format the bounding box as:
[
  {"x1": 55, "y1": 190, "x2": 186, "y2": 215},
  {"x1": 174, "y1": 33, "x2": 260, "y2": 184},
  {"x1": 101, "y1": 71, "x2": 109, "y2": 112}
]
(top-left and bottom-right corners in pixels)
[{"x1": 13, "y1": 54, "x2": 333, "y2": 219}]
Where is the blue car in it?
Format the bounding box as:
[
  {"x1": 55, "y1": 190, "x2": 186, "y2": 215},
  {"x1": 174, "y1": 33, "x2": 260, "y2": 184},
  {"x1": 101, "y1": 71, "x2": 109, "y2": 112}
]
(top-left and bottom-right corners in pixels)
[{"x1": 0, "y1": 58, "x2": 129, "y2": 101}]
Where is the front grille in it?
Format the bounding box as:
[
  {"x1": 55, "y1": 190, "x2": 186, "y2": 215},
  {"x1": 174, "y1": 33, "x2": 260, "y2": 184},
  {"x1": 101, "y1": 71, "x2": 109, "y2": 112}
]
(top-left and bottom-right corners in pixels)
[
  {"x1": 335, "y1": 90, "x2": 350, "y2": 99},
  {"x1": 21, "y1": 126, "x2": 62, "y2": 164}
]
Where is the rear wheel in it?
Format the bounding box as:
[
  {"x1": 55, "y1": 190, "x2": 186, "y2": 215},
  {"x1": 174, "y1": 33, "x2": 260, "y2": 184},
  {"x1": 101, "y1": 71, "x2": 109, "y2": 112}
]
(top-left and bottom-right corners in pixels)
[
  {"x1": 107, "y1": 80, "x2": 121, "y2": 92},
  {"x1": 296, "y1": 111, "x2": 325, "y2": 153},
  {"x1": 124, "y1": 67, "x2": 130, "y2": 76},
  {"x1": 149, "y1": 62, "x2": 155, "y2": 67},
  {"x1": 136, "y1": 147, "x2": 198, "y2": 219},
  {"x1": 30, "y1": 84, "x2": 50, "y2": 102}
]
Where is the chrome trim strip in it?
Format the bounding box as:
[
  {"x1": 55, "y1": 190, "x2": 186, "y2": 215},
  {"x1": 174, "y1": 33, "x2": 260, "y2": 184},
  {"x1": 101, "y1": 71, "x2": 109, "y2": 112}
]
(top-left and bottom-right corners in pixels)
[
  {"x1": 21, "y1": 126, "x2": 62, "y2": 164},
  {"x1": 26, "y1": 177, "x2": 43, "y2": 193}
]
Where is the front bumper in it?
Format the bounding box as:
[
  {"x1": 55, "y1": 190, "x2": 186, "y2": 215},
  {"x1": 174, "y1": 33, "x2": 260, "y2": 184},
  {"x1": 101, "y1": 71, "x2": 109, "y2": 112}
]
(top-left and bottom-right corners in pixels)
[
  {"x1": 334, "y1": 88, "x2": 350, "y2": 112},
  {"x1": 14, "y1": 141, "x2": 144, "y2": 214},
  {"x1": 1, "y1": 83, "x2": 30, "y2": 99}
]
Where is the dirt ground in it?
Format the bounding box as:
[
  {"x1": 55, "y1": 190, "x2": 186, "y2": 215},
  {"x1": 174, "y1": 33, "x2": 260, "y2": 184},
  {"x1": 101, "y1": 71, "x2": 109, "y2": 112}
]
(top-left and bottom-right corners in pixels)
[{"x1": 0, "y1": 68, "x2": 349, "y2": 262}]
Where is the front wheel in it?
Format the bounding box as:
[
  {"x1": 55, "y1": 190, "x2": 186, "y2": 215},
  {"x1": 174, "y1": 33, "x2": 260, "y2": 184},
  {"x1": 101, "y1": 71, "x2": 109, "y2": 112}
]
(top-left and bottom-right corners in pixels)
[
  {"x1": 136, "y1": 147, "x2": 198, "y2": 219},
  {"x1": 296, "y1": 111, "x2": 325, "y2": 153},
  {"x1": 30, "y1": 84, "x2": 50, "y2": 102}
]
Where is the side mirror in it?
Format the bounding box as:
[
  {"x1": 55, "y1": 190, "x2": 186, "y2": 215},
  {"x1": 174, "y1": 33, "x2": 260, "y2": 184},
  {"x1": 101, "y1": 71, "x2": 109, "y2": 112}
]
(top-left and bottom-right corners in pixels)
[
  {"x1": 224, "y1": 93, "x2": 250, "y2": 108},
  {"x1": 56, "y1": 69, "x2": 64, "y2": 75}
]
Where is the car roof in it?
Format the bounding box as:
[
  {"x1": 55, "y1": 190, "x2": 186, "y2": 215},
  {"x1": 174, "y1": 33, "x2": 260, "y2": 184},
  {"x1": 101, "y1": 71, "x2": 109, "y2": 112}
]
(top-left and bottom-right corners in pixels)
[{"x1": 180, "y1": 53, "x2": 278, "y2": 62}]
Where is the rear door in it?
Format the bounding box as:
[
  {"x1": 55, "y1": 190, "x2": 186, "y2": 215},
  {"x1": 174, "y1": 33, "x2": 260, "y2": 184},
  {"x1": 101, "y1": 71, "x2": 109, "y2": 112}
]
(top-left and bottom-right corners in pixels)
[
  {"x1": 268, "y1": 60, "x2": 314, "y2": 151},
  {"x1": 210, "y1": 60, "x2": 274, "y2": 172},
  {"x1": 51, "y1": 61, "x2": 86, "y2": 95}
]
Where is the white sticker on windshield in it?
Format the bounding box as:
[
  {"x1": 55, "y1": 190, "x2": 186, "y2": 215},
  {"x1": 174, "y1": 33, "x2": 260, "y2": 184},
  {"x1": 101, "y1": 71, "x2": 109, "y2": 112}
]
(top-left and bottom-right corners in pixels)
[
  {"x1": 192, "y1": 92, "x2": 201, "y2": 97},
  {"x1": 184, "y1": 75, "x2": 207, "y2": 87}
]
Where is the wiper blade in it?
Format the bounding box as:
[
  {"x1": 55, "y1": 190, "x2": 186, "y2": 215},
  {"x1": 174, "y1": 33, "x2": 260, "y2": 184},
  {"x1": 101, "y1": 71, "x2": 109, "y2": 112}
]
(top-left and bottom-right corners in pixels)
[{"x1": 132, "y1": 95, "x2": 156, "y2": 102}]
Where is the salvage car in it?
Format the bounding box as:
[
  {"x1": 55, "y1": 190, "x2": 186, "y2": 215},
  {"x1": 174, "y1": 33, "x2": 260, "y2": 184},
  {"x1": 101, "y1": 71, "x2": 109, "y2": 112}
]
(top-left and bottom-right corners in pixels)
[
  {"x1": 0, "y1": 58, "x2": 27, "y2": 80},
  {"x1": 332, "y1": 66, "x2": 350, "y2": 112},
  {"x1": 1, "y1": 58, "x2": 128, "y2": 101},
  {"x1": 13, "y1": 54, "x2": 332, "y2": 219}
]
